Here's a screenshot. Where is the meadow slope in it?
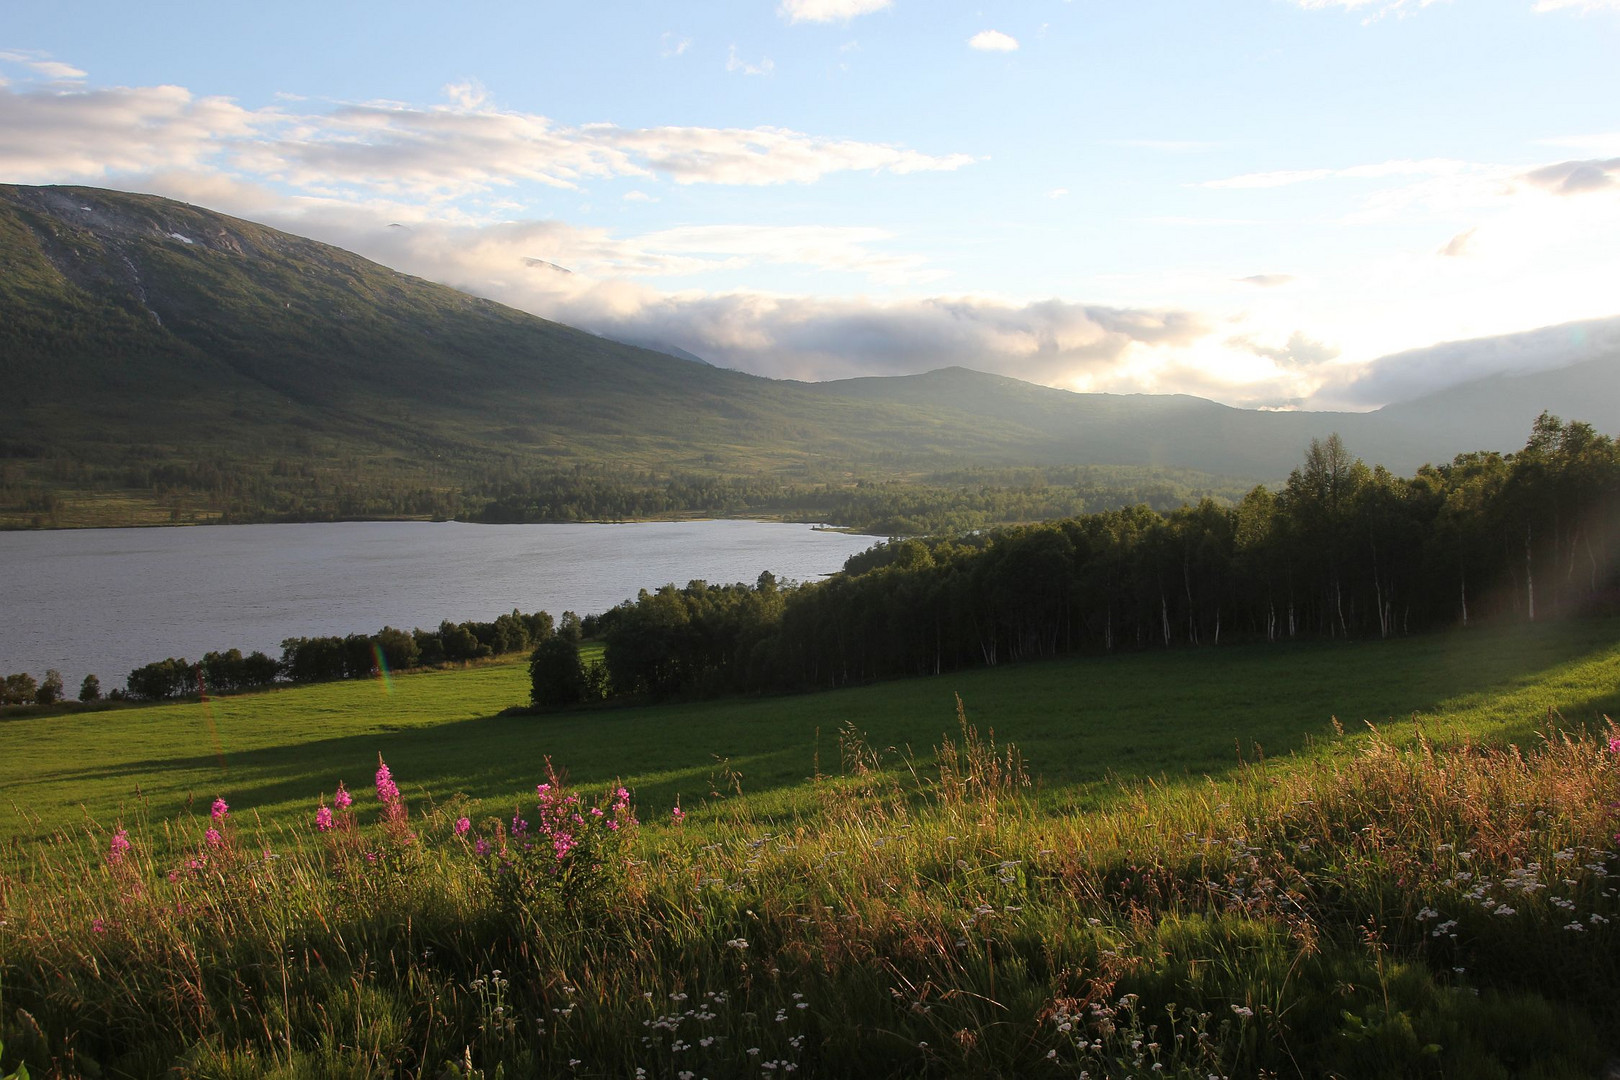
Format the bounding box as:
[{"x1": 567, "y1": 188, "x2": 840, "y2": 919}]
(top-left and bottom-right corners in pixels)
[
  {"x1": 2, "y1": 621, "x2": 1619, "y2": 1078},
  {"x1": 5, "y1": 619, "x2": 1618, "y2": 842}
]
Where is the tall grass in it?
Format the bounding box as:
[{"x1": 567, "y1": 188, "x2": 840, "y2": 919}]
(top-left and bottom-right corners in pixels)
[{"x1": 2, "y1": 711, "x2": 1617, "y2": 1078}]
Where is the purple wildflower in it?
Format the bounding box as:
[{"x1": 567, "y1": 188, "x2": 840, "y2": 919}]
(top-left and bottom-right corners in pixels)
[
  {"x1": 107, "y1": 828, "x2": 131, "y2": 866},
  {"x1": 205, "y1": 827, "x2": 223, "y2": 848},
  {"x1": 334, "y1": 782, "x2": 353, "y2": 810},
  {"x1": 375, "y1": 758, "x2": 399, "y2": 805},
  {"x1": 315, "y1": 805, "x2": 334, "y2": 832},
  {"x1": 455, "y1": 815, "x2": 471, "y2": 837}
]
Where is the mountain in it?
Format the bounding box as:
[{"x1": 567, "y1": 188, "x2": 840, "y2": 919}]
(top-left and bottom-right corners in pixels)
[
  {"x1": 2, "y1": 183, "x2": 1616, "y2": 527},
  {"x1": 0, "y1": 185, "x2": 1049, "y2": 491},
  {"x1": 810, "y1": 356, "x2": 1620, "y2": 477}
]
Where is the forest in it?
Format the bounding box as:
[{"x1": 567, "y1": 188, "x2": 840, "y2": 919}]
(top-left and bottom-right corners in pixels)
[
  {"x1": 114, "y1": 610, "x2": 565, "y2": 702},
  {"x1": 537, "y1": 415, "x2": 1619, "y2": 705},
  {"x1": 41, "y1": 413, "x2": 1617, "y2": 710}
]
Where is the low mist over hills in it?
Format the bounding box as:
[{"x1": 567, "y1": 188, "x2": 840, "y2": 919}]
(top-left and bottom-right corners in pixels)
[{"x1": 2, "y1": 184, "x2": 1616, "y2": 528}]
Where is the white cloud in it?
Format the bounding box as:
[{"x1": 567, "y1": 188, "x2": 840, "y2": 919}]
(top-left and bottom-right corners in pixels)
[
  {"x1": 0, "y1": 79, "x2": 971, "y2": 195},
  {"x1": 968, "y1": 30, "x2": 1020, "y2": 51},
  {"x1": 1438, "y1": 227, "x2": 1477, "y2": 255},
  {"x1": 1047, "y1": 187, "x2": 1069, "y2": 198},
  {"x1": 1230, "y1": 331, "x2": 1341, "y2": 368},
  {"x1": 1238, "y1": 274, "x2": 1297, "y2": 287},
  {"x1": 660, "y1": 32, "x2": 692, "y2": 57},
  {"x1": 1315, "y1": 316, "x2": 1620, "y2": 407},
  {"x1": 0, "y1": 84, "x2": 261, "y2": 183},
  {"x1": 142, "y1": 192, "x2": 1210, "y2": 387},
  {"x1": 725, "y1": 46, "x2": 775, "y2": 76},
  {"x1": 442, "y1": 81, "x2": 491, "y2": 110},
  {"x1": 0, "y1": 50, "x2": 87, "y2": 81},
  {"x1": 779, "y1": 0, "x2": 893, "y2": 23},
  {"x1": 1521, "y1": 157, "x2": 1620, "y2": 194},
  {"x1": 623, "y1": 189, "x2": 657, "y2": 202}
]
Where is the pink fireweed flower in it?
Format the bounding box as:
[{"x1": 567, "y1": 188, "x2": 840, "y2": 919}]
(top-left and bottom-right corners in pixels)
[
  {"x1": 375, "y1": 758, "x2": 399, "y2": 805},
  {"x1": 455, "y1": 816, "x2": 471, "y2": 837},
  {"x1": 512, "y1": 816, "x2": 528, "y2": 836},
  {"x1": 671, "y1": 805, "x2": 685, "y2": 823},
  {"x1": 205, "y1": 827, "x2": 223, "y2": 848},
  {"x1": 211, "y1": 797, "x2": 229, "y2": 820},
  {"x1": 91, "y1": 918, "x2": 106, "y2": 934},
  {"x1": 375, "y1": 755, "x2": 408, "y2": 827},
  {"x1": 107, "y1": 828, "x2": 131, "y2": 865},
  {"x1": 1608, "y1": 736, "x2": 1620, "y2": 754},
  {"x1": 334, "y1": 782, "x2": 353, "y2": 810},
  {"x1": 475, "y1": 837, "x2": 490, "y2": 856},
  {"x1": 315, "y1": 805, "x2": 334, "y2": 832}
]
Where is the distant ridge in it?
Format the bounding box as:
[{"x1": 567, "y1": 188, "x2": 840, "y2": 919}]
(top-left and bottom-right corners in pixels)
[{"x1": 2, "y1": 183, "x2": 1617, "y2": 526}]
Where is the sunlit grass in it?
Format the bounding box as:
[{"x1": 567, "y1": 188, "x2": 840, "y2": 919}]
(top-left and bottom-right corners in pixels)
[
  {"x1": 4, "y1": 619, "x2": 1618, "y2": 843},
  {"x1": 2, "y1": 708, "x2": 1616, "y2": 1078}
]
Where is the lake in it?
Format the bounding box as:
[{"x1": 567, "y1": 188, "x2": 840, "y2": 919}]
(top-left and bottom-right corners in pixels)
[{"x1": 0, "y1": 520, "x2": 877, "y2": 688}]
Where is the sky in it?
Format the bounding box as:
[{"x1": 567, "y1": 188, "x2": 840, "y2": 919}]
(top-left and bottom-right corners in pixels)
[{"x1": 2, "y1": 0, "x2": 1618, "y2": 410}]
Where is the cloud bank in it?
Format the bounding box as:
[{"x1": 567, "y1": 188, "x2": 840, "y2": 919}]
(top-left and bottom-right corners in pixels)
[
  {"x1": 0, "y1": 81, "x2": 972, "y2": 196},
  {"x1": 3, "y1": 60, "x2": 1618, "y2": 412}
]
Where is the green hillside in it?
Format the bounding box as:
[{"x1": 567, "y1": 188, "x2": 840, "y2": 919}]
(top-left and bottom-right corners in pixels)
[
  {"x1": 0, "y1": 184, "x2": 1251, "y2": 528},
  {"x1": 4, "y1": 184, "x2": 1617, "y2": 530}
]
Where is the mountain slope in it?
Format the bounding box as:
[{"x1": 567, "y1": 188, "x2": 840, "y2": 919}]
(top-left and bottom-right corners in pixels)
[{"x1": 3, "y1": 184, "x2": 1616, "y2": 527}]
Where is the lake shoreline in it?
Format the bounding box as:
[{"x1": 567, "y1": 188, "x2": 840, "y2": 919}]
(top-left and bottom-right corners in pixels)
[{"x1": 1, "y1": 519, "x2": 877, "y2": 692}]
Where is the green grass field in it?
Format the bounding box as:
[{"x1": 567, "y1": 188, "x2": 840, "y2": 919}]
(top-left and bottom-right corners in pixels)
[
  {"x1": 6, "y1": 618, "x2": 1617, "y2": 843},
  {"x1": 5, "y1": 621, "x2": 1620, "y2": 1079}
]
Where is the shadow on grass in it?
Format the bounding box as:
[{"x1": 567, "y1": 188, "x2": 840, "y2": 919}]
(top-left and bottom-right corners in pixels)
[{"x1": 9, "y1": 617, "x2": 1620, "y2": 838}]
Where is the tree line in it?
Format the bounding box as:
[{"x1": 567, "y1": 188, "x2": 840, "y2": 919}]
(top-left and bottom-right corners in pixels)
[
  {"x1": 121, "y1": 610, "x2": 573, "y2": 702},
  {"x1": 530, "y1": 416, "x2": 1620, "y2": 707}
]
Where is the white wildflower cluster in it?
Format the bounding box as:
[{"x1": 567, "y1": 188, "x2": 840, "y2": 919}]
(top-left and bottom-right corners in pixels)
[
  {"x1": 1432, "y1": 843, "x2": 1617, "y2": 930},
  {"x1": 1043, "y1": 994, "x2": 1238, "y2": 1077},
  {"x1": 635, "y1": 987, "x2": 809, "y2": 1075}
]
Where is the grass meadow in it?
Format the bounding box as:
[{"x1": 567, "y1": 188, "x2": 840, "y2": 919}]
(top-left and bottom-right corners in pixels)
[
  {"x1": 2, "y1": 620, "x2": 1619, "y2": 1078},
  {"x1": 4, "y1": 619, "x2": 1618, "y2": 843}
]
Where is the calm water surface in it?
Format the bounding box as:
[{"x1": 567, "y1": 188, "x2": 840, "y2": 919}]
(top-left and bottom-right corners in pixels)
[{"x1": 0, "y1": 520, "x2": 876, "y2": 688}]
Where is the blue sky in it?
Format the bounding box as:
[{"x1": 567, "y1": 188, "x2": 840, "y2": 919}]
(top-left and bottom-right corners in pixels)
[{"x1": 3, "y1": 0, "x2": 1618, "y2": 407}]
